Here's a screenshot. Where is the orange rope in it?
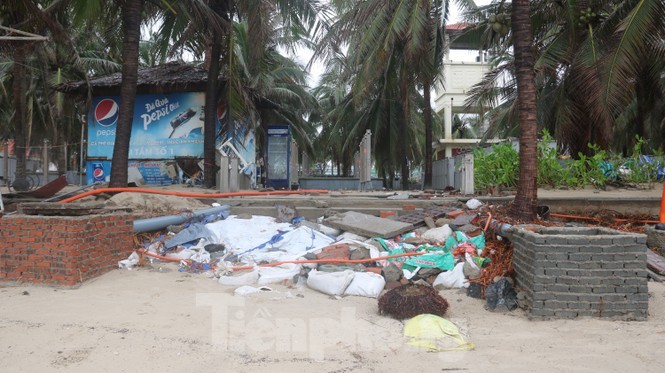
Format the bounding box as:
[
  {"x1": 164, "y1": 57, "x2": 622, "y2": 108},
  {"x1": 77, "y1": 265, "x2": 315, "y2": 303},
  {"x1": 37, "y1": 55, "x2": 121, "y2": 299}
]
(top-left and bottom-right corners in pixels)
[
  {"x1": 136, "y1": 249, "x2": 427, "y2": 271},
  {"x1": 58, "y1": 187, "x2": 328, "y2": 204}
]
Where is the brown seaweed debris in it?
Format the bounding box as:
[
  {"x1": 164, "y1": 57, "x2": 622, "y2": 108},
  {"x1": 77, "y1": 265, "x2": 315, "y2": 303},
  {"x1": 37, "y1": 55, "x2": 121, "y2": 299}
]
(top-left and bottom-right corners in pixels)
[{"x1": 378, "y1": 284, "x2": 449, "y2": 320}]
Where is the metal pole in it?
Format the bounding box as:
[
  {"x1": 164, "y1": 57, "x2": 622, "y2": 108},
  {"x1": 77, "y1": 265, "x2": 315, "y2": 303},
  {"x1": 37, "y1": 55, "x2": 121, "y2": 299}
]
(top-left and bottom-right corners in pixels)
[
  {"x1": 42, "y1": 139, "x2": 49, "y2": 186},
  {"x1": 64, "y1": 141, "x2": 68, "y2": 172},
  {"x1": 79, "y1": 117, "x2": 85, "y2": 185},
  {"x1": 2, "y1": 141, "x2": 8, "y2": 188}
]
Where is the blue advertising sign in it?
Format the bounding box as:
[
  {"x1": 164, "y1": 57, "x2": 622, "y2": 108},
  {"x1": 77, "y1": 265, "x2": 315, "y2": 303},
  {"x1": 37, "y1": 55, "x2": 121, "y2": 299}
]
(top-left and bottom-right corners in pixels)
[
  {"x1": 85, "y1": 160, "x2": 178, "y2": 185},
  {"x1": 88, "y1": 92, "x2": 207, "y2": 158}
]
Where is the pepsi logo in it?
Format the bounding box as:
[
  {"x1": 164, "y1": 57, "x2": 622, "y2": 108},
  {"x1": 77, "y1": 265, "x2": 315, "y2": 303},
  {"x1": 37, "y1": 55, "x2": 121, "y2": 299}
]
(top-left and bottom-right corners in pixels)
[
  {"x1": 93, "y1": 168, "x2": 104, "y2": 179},
  {"x1": 94, "y1": 99, "x2": 119, "y2": 127}
]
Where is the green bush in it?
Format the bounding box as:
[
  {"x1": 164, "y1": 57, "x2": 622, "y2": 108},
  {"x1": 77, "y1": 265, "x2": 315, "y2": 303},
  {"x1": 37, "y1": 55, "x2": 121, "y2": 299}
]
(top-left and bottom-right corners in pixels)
[
  {"x1": 473, "y1": 142, "x2": 518, "y2": 190},
  {"x1": 473, "y1": 131, "x2": 661, "y2": 191}
]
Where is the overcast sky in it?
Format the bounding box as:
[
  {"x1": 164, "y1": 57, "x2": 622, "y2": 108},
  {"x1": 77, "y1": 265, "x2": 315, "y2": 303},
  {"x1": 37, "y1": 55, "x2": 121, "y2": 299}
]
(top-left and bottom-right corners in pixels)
[{"x1": 291, "y1": 0, "x2": 493, "y2": 87}]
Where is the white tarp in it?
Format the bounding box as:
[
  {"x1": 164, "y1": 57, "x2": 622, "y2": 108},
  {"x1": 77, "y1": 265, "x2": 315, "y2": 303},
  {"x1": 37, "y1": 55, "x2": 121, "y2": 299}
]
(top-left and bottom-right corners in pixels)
[{"x1": 205, "y1": 215, "x2": 335, "y2": 264}]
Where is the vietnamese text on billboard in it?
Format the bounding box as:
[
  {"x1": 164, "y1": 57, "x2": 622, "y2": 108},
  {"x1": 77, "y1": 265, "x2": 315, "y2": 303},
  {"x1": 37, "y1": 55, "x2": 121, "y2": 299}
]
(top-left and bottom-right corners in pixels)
[{"x1": 88, "y1": 92, "x2": 208, "y2": 158}]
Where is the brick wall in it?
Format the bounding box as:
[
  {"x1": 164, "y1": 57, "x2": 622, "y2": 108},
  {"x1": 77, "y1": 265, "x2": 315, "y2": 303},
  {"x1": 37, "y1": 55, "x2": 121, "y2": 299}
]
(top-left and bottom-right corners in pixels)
[
  {"x1": 510, "y1": 226, "x2": 648, "y2": 320},
  {"x1": 0, "y1": 214, "x2": 134, "y2": 286}
]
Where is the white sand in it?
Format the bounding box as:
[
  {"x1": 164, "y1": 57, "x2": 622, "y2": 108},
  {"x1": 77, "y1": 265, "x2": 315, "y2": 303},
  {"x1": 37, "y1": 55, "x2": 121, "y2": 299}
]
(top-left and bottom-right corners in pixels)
[{"x1": 1, "y1": 265, "x2": 664, "y2": 372}]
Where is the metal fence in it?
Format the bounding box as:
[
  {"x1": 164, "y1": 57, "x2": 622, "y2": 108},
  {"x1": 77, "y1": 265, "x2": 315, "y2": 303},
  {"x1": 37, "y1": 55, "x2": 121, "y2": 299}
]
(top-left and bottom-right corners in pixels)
[
  {"x1": 432, "y1": 153, "x2": 474, "y2": 194},
  {"x1": 1, "y1": 140, "x2": 83, "y2": 190}
]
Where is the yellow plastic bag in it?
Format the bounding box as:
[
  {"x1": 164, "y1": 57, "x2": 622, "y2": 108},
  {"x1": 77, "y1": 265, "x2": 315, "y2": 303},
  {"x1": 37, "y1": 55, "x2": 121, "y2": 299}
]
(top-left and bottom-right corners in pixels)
[{"x1": 403, "y1": 314, "x2": 475, "y2": 352}]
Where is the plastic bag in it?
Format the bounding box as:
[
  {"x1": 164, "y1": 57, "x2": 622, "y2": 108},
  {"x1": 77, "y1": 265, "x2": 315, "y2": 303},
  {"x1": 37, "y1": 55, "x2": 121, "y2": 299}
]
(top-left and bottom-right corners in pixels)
[
  {"x1": 466, "y1": 198, "x2": 483, "y2": 210},
  {"x1": 118, "y1": 252, "x2": 140, "y2": 270},
  {"x1": 344, "y1": 272, "x2": 386, "y2": 298},
  {"x1": 306, "y1": 269, "x2": 355, "y2": 295},
  {"x1": 403, "y1": 251, "x2": 455, "y2": 271},
  {"x1": 403, "y1": 314, "x2": 475, "y2": 352},
  {"x1": 257, "y1": 263, "x2": 301, "y2": 285},
  {"x1": 234, "y1": 285, "x2": 272, "y2": 297},
  {"x1": 218, "y1": 269, "x2": 260, "y2": 286},
  {"x1": 433, "y1": 262, "x2": 469, "y2": 289},
  {"x1": 485, "y1": 278, "x2": 518, "y2": 311}
]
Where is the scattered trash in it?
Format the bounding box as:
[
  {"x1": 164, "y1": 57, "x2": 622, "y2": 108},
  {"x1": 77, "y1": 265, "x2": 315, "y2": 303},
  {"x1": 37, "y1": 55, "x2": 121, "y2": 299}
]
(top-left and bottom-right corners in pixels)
[
  {"x1": 258, "y1": 264, "x2": 301, "y2": 285},
  {"x1": 118, "y1": 252, "x2": 140, "y2": 270},
  {"x1": 403, "y1": 314, "x2": 475, "y2": 352},
  {"x1": 465, "y1": 198, "x2": 483, "y2": 210},
  {"x1": 421, "y1": 224, "x2": 453, "y2": 243},
  {"x1": 485, "y1": 277, "x2": 518, "y2": 312},
  {"x1": 219, "y1": 269, "x2": 260, "y2": 286},
  {"x1": 234, "y1": 285, "x2": 272, "y2": 297},
  {"x1": 275, "y1": 204, "x2": 298, "y2": 223},
  {"x1": 433, "y1": 262, "x2": 469, "y2": 289},
  {"x1": 378, "y1": 284, "x2": 449, "y2": 320}
]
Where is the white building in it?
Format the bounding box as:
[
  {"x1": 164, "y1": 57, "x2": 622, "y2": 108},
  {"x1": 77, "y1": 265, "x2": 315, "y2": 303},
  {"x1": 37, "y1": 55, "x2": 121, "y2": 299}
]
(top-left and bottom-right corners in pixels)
[{"x1": 433, "y1": 24, "x2": 492, "y2": 159}]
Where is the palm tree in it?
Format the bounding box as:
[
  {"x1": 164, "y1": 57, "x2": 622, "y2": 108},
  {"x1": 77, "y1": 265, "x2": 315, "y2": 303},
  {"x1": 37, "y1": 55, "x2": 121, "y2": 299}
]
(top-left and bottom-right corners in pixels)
[
  {"x1": 464, "y1": 0, "x2": 665, "y2": 157},
  {"x1": 315, "y1": 0, "x2": 477, "y2": 190},
  {"x1": 509, "y1": 0, "x2": 537, "y2": 220},
  {"x1": 106, "y1": 0, "x2": 144, "y2": 187},
  {"x1": 159, "y1": 0, "x2": 320, "y2": 188}
]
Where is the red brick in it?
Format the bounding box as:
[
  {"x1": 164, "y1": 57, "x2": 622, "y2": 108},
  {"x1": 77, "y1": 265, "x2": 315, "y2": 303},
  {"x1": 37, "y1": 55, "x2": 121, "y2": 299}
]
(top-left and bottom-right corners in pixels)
[{"x1": 446, "y1": 209, "x2": 465, "y2": 218}]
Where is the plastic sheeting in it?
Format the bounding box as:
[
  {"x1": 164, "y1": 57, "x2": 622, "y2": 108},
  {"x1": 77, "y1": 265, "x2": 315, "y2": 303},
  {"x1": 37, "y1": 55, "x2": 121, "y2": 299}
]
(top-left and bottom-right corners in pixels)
[
  {"x1": 205, "y1": 215, "x2": 335, "y2": 264},
  {"x1": 403, "y1": 314, "x2": 475, "y2": 351}
]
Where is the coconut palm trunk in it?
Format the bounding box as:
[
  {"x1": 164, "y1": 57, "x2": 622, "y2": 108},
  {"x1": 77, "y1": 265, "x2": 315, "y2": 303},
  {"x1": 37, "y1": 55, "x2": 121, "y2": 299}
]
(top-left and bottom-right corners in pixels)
[
  {"x1": 509, "y1": 0, "x2": 538, "y2": 221},
  {"x1": 109, "y1": 0, "x2": 144, "y2": 187},
  {"x1": 12, "y1": 46, "x2": 29, "y2": 191},
  {"x1": 423, "y1": 80, "x2": 433, "y2": 189},
  {"x1": 203, "y1": 0, "x2": 230, "y2": 189}
]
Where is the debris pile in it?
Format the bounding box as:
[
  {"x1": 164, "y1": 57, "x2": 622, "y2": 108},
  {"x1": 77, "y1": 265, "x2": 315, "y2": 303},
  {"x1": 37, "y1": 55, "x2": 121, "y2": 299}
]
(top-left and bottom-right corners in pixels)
[{"x1": 125, "y1": 198, "x2": 516, "y2": 311}]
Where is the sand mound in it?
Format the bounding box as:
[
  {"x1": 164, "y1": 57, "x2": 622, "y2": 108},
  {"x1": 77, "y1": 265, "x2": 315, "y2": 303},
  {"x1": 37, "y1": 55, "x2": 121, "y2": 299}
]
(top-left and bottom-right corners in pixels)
[{"x1": 105, "y1": 192, "x2": 209, "y2": 214}]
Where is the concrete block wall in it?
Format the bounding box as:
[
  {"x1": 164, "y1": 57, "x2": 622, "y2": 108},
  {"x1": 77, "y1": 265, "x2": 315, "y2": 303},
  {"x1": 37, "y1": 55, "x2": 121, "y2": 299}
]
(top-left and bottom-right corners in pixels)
[
  {"x1": 510, "y1": 226, "x2": 648, "y2": 320},
  {"x1": 0, "y1": 214, "x2": 134, "y2": 286}
]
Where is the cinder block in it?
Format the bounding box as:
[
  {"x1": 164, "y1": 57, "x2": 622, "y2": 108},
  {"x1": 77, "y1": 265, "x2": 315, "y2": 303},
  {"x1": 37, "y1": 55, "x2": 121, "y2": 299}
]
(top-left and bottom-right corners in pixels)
[{"x1": 554, "y1": 311, "x2": 578, "y2": 318}]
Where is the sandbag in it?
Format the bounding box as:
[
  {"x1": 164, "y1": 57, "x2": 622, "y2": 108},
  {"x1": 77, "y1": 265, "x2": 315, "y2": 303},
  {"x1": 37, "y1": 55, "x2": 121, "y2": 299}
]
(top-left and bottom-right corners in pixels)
[
  {"x1": 421, "y1": 225, "x2": 453, "y2": 243},
  {"x1": 257, "y1": 263, "x2": 301, "y2": 285},
  {"x1": 306, "y1": 269, "x2": 355, "y2": 296},
  {"x1": 218, "y1": 269, "x2": 260, "y2": 286},
  {"x1": 344, "y1": 272, "x2": 386, "y2": 298}
]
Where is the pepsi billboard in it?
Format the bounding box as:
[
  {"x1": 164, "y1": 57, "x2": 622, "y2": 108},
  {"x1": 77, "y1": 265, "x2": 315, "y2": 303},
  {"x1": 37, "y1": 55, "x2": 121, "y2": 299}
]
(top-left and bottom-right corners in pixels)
[{"x1": 88, "y1": 92, "x2": 209, "y2": 158}]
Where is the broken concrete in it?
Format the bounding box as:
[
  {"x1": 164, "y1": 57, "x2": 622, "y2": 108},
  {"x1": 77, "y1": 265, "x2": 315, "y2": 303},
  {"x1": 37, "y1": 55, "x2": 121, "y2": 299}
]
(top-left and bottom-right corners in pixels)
[{"x1": 324, "y1": 211, "x2": 413, "y2": 238}]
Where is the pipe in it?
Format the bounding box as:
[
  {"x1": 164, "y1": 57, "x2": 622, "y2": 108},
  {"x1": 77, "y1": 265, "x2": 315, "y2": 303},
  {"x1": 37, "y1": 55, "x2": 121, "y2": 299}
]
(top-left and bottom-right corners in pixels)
[
  {"x1": 133, "y1": 205, "x2": 230, "y2": 233},
  {"x1": 137, "y1": 248, "x2": 427, "y2": 271},
  {"x1": 58, "y1": 187, "x2": 329, "y2": 204}
]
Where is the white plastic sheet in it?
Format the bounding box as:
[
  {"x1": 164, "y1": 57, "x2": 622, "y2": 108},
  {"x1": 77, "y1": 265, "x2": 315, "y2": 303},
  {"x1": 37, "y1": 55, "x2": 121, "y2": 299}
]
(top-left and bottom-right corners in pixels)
[{"x1": 118, "y1": 252, "x2": 140, "y2": 270}]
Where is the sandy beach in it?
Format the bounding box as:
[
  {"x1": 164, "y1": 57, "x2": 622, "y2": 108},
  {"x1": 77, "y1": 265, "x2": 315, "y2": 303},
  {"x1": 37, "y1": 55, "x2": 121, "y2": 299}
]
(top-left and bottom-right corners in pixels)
[{"x1": 1, "y1": 263, "x2": 664, "y2": 373}]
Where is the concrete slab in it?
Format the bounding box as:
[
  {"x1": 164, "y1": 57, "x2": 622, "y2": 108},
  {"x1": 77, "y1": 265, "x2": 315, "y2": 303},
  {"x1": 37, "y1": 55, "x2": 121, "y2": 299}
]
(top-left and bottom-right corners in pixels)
[{"x1": 323, "y1": 211, "x2": 414, "y2": 238}]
